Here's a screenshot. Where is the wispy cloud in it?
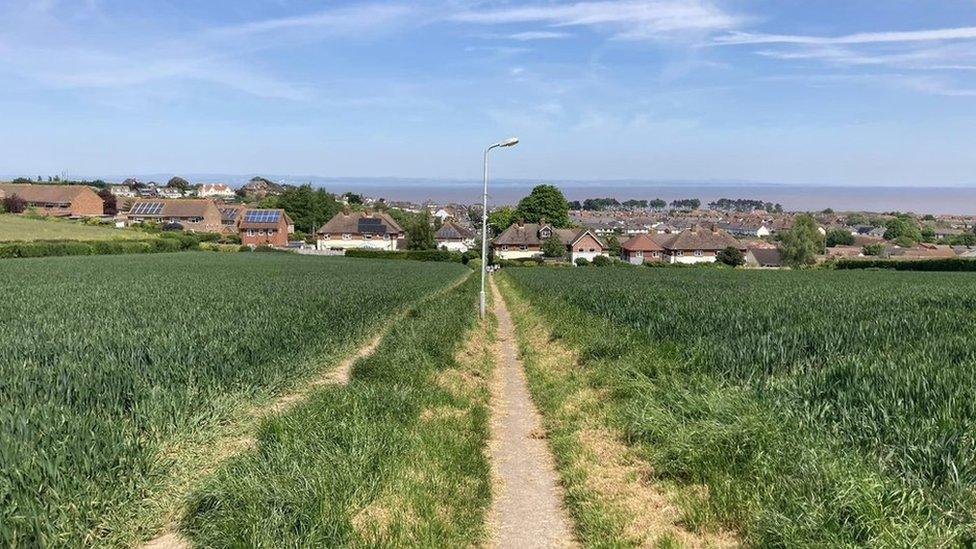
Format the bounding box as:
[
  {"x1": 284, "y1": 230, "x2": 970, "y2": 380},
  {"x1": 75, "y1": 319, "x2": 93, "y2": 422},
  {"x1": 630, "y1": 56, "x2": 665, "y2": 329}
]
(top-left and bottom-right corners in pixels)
[
  {"x1": 210, "y1": 3, "x2": 417, "y2": 37},
  {"x1": 507, "y1": 31, "x2": 572, "y2": 41},
  {"x1": 716, "y1": 26, "x2": 976, "y2": 46},
  {"x1": 452, "y1": 0, "x2": 742, "y2": 40}
]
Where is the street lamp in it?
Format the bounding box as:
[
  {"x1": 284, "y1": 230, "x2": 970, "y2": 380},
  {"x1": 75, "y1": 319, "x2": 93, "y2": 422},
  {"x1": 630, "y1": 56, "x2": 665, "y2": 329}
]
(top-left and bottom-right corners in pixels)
[{"x1": 481, "y1": 137, "x2": 519, "y2": 318}]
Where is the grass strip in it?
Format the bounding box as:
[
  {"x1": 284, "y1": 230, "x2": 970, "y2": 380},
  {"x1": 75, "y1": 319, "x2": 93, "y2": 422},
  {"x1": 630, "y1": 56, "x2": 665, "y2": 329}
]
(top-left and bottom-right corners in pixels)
[{"x1": 180, "y1": 274, "x2": 495, "y2": 547}]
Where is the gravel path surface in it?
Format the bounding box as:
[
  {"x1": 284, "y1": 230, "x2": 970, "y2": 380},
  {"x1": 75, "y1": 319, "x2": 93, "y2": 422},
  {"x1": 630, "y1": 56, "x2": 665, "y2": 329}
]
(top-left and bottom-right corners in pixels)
[{"x1": 488, "y1": 276, "x2": 576, "y2": 548}]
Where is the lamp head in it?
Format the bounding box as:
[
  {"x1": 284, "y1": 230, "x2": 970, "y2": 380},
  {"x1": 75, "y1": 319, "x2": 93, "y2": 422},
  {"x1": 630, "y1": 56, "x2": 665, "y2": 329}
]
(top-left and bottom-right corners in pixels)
[{"x1": 498, "y1": 137, "x2": 519, "y2": 147}]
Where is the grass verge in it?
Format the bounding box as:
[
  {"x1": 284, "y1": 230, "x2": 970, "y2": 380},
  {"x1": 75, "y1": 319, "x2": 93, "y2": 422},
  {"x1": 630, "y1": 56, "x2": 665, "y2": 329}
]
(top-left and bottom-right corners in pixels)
[
  {"x1": 496, "y1": 274, "x2": 735, "y2": 548},
  {"x1": 180, "y1": 274, "x2": 495, "y2": 547}
]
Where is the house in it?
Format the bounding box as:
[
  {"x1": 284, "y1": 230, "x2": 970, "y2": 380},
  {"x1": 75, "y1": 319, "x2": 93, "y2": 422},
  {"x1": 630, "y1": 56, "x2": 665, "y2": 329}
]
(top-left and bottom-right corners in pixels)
[
  {"x1": 126, "y1": 199, "x2": 223, "y2": 232},
  {"x1": 745, "y1": 247, "x2": 783, "y2": 268},
  {"x1": 218, "y1": 204, "x2": 246, "y2": 233},
  {"x1": 719, "y1": 222, "x2": 772, "y2": 238},
  {"x1": 435, "y1": 220, "x2": 476, "y2": 252},
  {"x1": 492, "y1": 221, "x2": 607, "y2": 263},
  {"x1": 852, "y1": 225, "x2": 887, "y2": 238},
  {"x1": 0, "y1": 183, "x2": 104, "y2": 217},
  {"x1": 108, "y1": 185, "x2": 137, "y2": 198},
  {"x1": 620, "y1": 234, "x2": 665, "y2": 264},
  {"x1": 431, "y1": 206, "x2": 457, "y2": 223},
  {"x1": 157, "y1": 187, "x2": 184, "y2": 199},
  {"x1": 197, "y1": 183, "x2": 236, "y2": 199},
  {"x1": 239, "y1": 209, "x2": 294, "y2": 247},
  {"x1": 652, "y1": 225, "x2": 746, "y2": 264},
  {"x1": 316, "y1": 209, "x2": 405, "y2": 251},
  {"x1": 827, "y1": 245, "x2": 864, "y2": 258}
]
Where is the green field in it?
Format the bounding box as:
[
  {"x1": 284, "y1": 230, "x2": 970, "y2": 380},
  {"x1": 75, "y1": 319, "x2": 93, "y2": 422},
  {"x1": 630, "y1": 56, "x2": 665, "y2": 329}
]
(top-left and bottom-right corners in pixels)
[
  {"x1": 0, "y1": 253, "x2": 467, "y2": 546},
  {"x1": 0, "y1": 214, "x2": 149, "y2": 241},
  {"x1": 182, "y1": 275, "x2": 491, "y2": 547},
  {"x1": 502, "y1": 267, "x2": 976, "y2": 546}
]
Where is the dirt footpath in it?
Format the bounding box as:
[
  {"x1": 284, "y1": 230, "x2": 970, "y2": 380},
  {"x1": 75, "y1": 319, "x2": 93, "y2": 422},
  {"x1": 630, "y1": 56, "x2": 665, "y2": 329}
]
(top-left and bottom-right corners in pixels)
[{"x1": 488, "y1": 276, "x2": 576, "y2": 548}]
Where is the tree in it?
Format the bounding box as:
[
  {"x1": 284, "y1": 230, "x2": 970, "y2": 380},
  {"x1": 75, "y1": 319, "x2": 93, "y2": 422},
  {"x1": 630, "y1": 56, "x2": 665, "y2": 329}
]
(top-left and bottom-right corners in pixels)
[
  {"x1": 575, "y1": 257, "x2": 591, "y2": 266},
  {"x1": 846, "y1": 213, "x2": 867, "y2": 226},
  {"x1": 862, "y1": 243, "x2": 886, "y2": 256},
  {"x1": 514, "y1": 184, "x2": 570, "y2": 227},
  {"x1": 779, "y1": 214, "x2": 823, "y2": 268},
  {"x1": 883, "y1": 216, "x2": 922, "y2": 244},
  {"x1": 97, "y1": 188, "x2": 118, "y2": 216},
  {"x1": 2, "y1": 194, "x2": 26, "y2": 214},
  {"x1": 167, "y1": 176, "x2": 191, "y2": 191},
  {"x1": 921, "y1": 227, "x2": 936, "y2": 243},
  {"x1": 541, "y1": 234, "x2": 565, "y2": 258},
  {"x1": 592, "y1": 255, "x2": 612, "y2": 266},
  {"x1": 274, "y1": 184, "x2": 341, "y2": 234},
  {"x1": 568, "y1": 200, "x2": 582, "y2": 210},
  {"x1": 604, "y1": 234, "x2": 621, "y2": 257},
  {"x1": 487, "y1": 206, "x2": 517, "y2": 234},
  {"x1": 649, "y1": 198, "x2": 667, "y2": 210},
  {"x1": 825, "y1": 228, "x2": 854, "y2": 247},
  {"x1": 717, "y1": 246, "x2": 745, "y2": 267},
  {"x1": 405, "y1": 211, "x2": 436, "y2": 250},
  {"x1": 343, "y1": 192, "x2": 363, "y2": 205}
]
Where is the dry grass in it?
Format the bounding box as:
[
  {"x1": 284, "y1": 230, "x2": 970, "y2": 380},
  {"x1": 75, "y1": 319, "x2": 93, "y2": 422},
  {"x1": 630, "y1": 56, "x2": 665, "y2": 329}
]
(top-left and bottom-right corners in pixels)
[{"x1": 497, "y1": 275, "x2": 737, "y2": 548}]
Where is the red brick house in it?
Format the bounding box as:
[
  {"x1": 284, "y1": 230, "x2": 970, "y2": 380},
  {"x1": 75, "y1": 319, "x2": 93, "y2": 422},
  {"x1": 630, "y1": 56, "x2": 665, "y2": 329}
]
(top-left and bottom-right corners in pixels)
[
  {"x1": 126, "y1": 199, "x2": 223, "y2": 232},
  {"x1": 0, "y1": 183, "x2": 103, "y2": 217},
  {"x1": 239, "y1": 209, "x2": 294, "y2": 247},
  {"x1": 620, "y1": 233, "x2": 665, "y2": 264}
]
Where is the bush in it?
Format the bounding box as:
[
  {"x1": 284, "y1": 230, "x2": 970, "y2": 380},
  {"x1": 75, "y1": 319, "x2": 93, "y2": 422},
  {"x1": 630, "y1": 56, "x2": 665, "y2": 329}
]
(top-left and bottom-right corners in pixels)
[
  {"x1": 575, "y1": 257, "x2": 591, "y2": 267},
  {"x1": 344, "y1": 249, "x2": 463, "y2": 263},
  {"x1": 0, "y1": 237, "x2": 191, "y2": 259},
  {"x1": 592, "y1": 255, "x2": 612, "y2": 267},
  {"x1": 254, "y1": 244, "x2": 276, "y2": 253},
  {"x1": 467, "y1": 259, "x2": 482, "y2": 272},
  {"x1": 239, "y1": 245, "x2": 252, "y2": 252},
  {"x1": 836, "y1": 258, "x2": 976, "y2": 271}
]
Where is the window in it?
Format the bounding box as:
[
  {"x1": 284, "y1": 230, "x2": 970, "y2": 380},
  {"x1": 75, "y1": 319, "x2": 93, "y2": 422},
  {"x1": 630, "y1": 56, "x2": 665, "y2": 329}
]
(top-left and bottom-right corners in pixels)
[
  {"x1": 578, "y1": 247, "x2": 584, "y2": 252},
  {"x1": 519, "y1": 245, "x2": 527, "y2": 250},
  {"x1": 541, "y1": 229, "x2": 551, "y2": 238},
  {"x1": 246, "y1": 229, "x2": 254, "y2": 236},
  {"x1": 268, "y1": 229, "x2": 276, "y2": 235},
  {"x1": 383, "y1": 234, "x2": 390, "y2": 240},
  {"x1": 342, "y1": 233, "x2": 351, "y2": 240},
  {"x1": 694, "y1": 250, "x2": 703, "y2": 256},
  {"x1": 322, "y1": 233, "x2": 331, "y2": 239},
  {"x1": 502, "y1": 245, "x2": 509, "y2": 251},
  {"x1": 652, "y1": 251, "x2": 660, "y2": 258},
  {"x1": 675, "y1": 250, "x2": 684, "y2": 257},
  {"x1": 588, "y1": 248, "x2": 595, "y2": 252}
]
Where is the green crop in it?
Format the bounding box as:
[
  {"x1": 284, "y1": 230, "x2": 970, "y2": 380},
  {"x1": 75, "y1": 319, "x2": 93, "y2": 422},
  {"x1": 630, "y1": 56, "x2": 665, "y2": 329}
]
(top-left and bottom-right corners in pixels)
[
  {"x1": 0, "y1": 253, "x2": 466, "y2": 546},
  {"x1": 504, "y1": 266, "x2": 976, "y2": 546}
]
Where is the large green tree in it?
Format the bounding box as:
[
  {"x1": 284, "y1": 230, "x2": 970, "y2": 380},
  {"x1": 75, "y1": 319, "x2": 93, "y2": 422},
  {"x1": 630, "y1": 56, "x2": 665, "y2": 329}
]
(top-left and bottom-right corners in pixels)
[
  {"x1": 825, "y1": 228, "x2": 854, "y2": 247},
  {"x1": 541, "y1": 234, "x2": 566, "y2": 258},
  {"x1": 267, "y1": 184, "x2": 341, "y2": 234},
  {"x1": 167, "y1": 176, "x2": 191, "y2": 191},
  {"x1": 779, "y1": 214, "x2": 824, "y2": 268},
  {"x1": 883, "y1": 216, "x2": 922, "y2": 244},
  {"x1": 487, "y1": 206, "x2": 517, "y2": 234},
  {"x1": 405, "y1": 211, "x2": 437, "y2": 250},
  {"x1": 514, "y1": 184, "x2": 570, "y2": 227}
]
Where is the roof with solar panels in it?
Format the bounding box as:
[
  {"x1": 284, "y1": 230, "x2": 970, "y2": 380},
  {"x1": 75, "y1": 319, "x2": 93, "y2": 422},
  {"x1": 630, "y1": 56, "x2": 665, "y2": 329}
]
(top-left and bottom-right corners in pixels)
[
  {"x1": 317, "y1": 209, "x2": 404, "y2": 235},
  {"x1": 127, "y1": 199, "x2": 218, "y2": 218},
  {"x1": 238, "y1": 208, "x2": 292, "y2": 229}
]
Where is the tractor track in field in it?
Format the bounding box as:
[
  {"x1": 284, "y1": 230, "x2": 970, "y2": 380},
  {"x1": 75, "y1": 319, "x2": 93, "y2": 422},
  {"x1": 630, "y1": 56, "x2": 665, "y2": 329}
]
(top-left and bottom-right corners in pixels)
[{"x1": 140, "y1": 271, "x2": 471, "y2": 549}]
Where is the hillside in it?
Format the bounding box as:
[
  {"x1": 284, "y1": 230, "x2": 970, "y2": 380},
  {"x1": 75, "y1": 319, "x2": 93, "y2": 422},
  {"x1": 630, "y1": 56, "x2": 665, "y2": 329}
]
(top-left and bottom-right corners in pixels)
[{"x1": 0, "y1": 215, "x2": 149, "y2": 242}]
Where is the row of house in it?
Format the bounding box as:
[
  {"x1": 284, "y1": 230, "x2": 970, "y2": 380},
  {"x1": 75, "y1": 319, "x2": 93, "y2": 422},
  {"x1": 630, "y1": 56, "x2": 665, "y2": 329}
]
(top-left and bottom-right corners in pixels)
[
  {"x1": 313, "y1": 209, "x2": 477, "y2": 252},
  {"x1": 125, "y1": 199, "x2": 294, "y2": 246},
  {"x1": 0, "y1": 183, "x2": 104, "y2": 217}
]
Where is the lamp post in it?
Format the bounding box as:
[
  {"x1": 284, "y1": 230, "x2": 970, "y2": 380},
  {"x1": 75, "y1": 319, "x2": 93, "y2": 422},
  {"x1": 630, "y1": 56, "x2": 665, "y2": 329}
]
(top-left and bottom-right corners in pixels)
[{"x1": 481, "y1": 137, "x2": 519, "y2": 318}]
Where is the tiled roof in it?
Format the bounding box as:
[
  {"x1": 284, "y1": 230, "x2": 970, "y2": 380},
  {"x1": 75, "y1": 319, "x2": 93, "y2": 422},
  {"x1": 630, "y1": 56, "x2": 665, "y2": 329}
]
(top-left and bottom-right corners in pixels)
[
  {"x1": 129, "y1": 199, "x2": 218, "y2": 218},
  {"x1": 0, "y1": 183, "x2": 95, "y2": 205},
  {"x1": 652, "y1": 225, "x2": 745, "y2": 251},
  {"x1": 317, "y1": 210, "x2": 404, "y2": 235},
  {"x1": 621, "y1": 234, "x2": 664, "y2": 252},
  {"x1": 435, "y1": 220, "x2": 475, "y2": 240}
]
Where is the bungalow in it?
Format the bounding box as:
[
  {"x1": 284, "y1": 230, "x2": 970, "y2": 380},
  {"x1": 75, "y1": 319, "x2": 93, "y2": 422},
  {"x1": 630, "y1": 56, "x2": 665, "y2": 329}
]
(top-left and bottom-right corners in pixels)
[
  {"x1": 492, "y1": 220, "x2": 606, "y2": 263},
  {"x1": 620, "y1": 233, "x2": 665, "y2": 264},
  {"x1": 0, "y1": 183, "x2": 104, "y2": 217},
  {"x1": 126, "y1": 199, "x2": 222, "y2": 232},
  {"x1": 745, "y1": 247, "x2": 783, "y2": 268},
  {"x1": 239, "y1": 208, "x2": 294, "y2": 247},
  {"x1": 316, "y1": 209, "x2": 405, "y2": 251},
  {"x1": 197, "y1": 183, "x2": 236, "y2": 199},
  {"x1": 653, "y1": 225, "x2": 746, "y2": 264},
  {"x1": 435, "y1": 220, "x2": 476, "y2": 252}
]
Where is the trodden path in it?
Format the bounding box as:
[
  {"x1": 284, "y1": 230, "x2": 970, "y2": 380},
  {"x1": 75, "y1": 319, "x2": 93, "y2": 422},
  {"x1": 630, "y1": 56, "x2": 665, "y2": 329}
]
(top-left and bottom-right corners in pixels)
[{"x1": 488, "y1": 275, "x2": 576, "y2": 548}]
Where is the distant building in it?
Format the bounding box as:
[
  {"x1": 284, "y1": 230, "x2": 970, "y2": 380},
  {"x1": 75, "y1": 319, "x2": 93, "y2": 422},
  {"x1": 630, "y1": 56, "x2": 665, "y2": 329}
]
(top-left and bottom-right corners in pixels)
[
  {"x1": 156, "y1": 187, "x2": 184, "y2": 199},
  {"x1": 126, "y1": 199, "x2": 222, "y2": 232},
  {"x1": 108, "y1": 185, "x2": 137, "y2": 198},
  {"x1": 654, "y1": 225, "x2": 746, "y2": 264},
  {"x1": 316, "y1": 210, "x2": 405, "y2": 251},
  {"x1": 492, "y1": 221, "x2": 606, "y2": 263},
  {"x1": 620, "y1": 234, "x2": 665, "y2": 264},
  {"x1": 239, "y1": 209, "x2": 294, "y2": 247},
  {"x1": 0, "y1": 183, "x2": 104, "y2": 217},
  {"x1": 197, "y1": 183, "x2": 236, "y2": 199},
  {"x1": 435, "y1": 220, "x2": 476, "y2": 252},
  {"x1": 745, "y1": 247, "x2": 783, "y2": 268}
]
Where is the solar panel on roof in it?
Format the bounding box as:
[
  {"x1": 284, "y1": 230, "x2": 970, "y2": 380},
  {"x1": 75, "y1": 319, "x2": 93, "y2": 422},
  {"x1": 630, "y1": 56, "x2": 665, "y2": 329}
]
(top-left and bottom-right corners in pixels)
[
  {"x1": 132, "y1": 202, "x2": 162, "y2": 215},
  {"x1": 358, "y1": 218, "x2": 387, "y2": 234},
  {"x1": 244, "y1": 210, "x2": 280, "y2": 223}
]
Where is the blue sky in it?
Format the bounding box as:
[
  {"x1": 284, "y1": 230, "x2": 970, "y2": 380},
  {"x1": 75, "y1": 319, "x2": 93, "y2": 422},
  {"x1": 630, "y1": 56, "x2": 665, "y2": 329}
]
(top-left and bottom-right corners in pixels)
[{"x1": 1, "y1": 0, "x2": 975, "y2": 186}]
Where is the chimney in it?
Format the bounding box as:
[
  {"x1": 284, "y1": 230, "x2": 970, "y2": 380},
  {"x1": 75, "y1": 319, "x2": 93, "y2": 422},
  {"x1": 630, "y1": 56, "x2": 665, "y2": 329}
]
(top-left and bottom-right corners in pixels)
[
  {"x1": 517, "y1": 218, "x2": 524, "y2": 228},
  {"x1": 539, "y1": 216, "x2": 546, "y2": 226},
  {"x1": 342, "y1": 205, "x2": 350, "y2": 215}
]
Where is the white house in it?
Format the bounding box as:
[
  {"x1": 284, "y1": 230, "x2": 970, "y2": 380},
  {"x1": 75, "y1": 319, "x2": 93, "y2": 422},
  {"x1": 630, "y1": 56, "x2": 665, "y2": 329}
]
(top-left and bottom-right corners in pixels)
[
  {"x1": 435, "y1": 220, "x2": 476, "y2": 252},
  {"x1": 197, "y1": 183, "x2": 236, "y2": 199},
  {"x1": 316, "y1": 210, "x2": 405, "y2": 251}
]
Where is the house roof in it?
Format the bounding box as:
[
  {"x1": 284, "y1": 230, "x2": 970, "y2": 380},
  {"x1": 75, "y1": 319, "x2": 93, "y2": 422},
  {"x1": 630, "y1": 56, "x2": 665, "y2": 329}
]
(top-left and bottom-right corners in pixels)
[
  {"x1": 748, "y1": 247, "x2": 783, "y2": 266},
  {"x1": 317, "y1": 210, "x2": 404, "y2": 235},
  {"x1": 0, "y1": 183, "x2": 97, "y2": 205},
  {"x1": 493, "y1": 222, "x2": 604, "y2": 248},
  {"x1": 891, "y1": 244, "x2": 957, "y2": 259},
  {"x1": 621, "y1": 233, "x2": 664, "y2": 252},
  {"x1": 238, "y1": 208, "x2": 292, "y2": 229},
  {"x1": 435, "y1": 220, "x2": 475, "y2": 240},
  {"x1": 652, "y1": 225, "x2": 745, "y2": 251},
  {"x1": 128, "y1": 199, "x2": 218, "y2": 218},
  {"x1": 219, "y1": 204, "x2": 245, "y2": 223}
]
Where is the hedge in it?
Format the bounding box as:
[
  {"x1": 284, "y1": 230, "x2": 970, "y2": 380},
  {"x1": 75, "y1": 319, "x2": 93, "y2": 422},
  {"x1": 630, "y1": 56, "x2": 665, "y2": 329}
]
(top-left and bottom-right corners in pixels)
[
  {"x1": 0, "y1": 237, "x2": 196, "y2": 259},
  {"x1": 835, "y1": 258, "x2": 976, "y2": 271},
  {"x1": 344, "y1": 249, "x2": 464, "y2": 263}
]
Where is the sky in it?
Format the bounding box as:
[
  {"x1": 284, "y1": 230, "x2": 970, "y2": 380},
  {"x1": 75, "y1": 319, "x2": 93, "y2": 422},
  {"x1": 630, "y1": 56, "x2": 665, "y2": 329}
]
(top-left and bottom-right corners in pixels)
[{"x1": 1, "y1": 0, "x2": 975, "y2": 186}]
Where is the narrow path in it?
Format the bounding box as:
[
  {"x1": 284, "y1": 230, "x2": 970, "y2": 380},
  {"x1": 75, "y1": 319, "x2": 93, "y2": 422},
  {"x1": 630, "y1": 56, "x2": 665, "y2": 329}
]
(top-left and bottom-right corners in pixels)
[{"x1": 488, "y1": 275, "x2": 576, "y2": 548}]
